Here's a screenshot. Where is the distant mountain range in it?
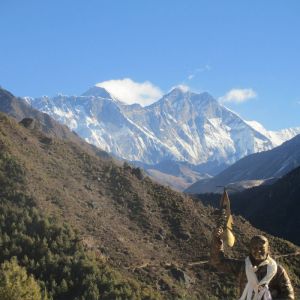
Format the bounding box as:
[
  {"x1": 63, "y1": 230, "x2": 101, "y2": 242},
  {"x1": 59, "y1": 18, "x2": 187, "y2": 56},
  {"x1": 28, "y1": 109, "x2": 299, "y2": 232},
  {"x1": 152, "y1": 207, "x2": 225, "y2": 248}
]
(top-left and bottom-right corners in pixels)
[
  {"x1": 24, "y1": 86, "x2": 300, "y2": 189},
  {"x1": 185, "y1": 133, "x2": 300, "y2": 194}
]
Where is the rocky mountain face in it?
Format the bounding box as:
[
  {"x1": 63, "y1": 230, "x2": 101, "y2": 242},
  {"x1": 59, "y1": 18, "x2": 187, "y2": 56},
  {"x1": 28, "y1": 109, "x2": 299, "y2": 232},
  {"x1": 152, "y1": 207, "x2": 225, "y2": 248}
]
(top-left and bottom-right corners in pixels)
[
  {"x1": 25, "y1": 86, "x2": 300, "y2": 190},
  {"x1": 195, "y1": 166, "x2": 300, "y2": 246},
  {"x1": 0, "y1": 107, "x2": 299, "y2": 298},
  {"x1": 185, "y1": 133, "x2": 300, "y2": 194}
]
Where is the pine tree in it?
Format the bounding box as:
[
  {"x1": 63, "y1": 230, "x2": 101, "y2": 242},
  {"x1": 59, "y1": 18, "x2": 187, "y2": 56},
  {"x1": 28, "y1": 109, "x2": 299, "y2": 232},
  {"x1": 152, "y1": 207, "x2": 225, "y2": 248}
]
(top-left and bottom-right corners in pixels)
[{"x1": 0, "y1": 258, "x2": 43, "y2": 300}]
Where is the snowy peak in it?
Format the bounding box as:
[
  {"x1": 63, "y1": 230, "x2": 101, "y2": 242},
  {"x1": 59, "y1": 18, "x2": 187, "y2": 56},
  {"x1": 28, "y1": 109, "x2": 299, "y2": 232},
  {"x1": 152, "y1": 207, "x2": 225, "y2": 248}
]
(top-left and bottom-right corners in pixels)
[
  {"x1": 245, "y1": 120, "x2": 300, "y2": 147},
  {"x1": 151, "y1": 89, "x2": 218, "y2": 123},
  {"x1": 158, "y1": 88, "x2": 215, "y2": 105},
  {"x1": 245, "y1": 120, "x2": 268, "y2": 135},
  {"x1": 81, "y1": 86, "x2": 112, "y2": 98},
  {"x1": 166, "y1": 87, "x2": 190, "y2": 97},
  {"x1": 152, "y1": 87, "x2": 189, "y2": 106},
  {"x1": 25, "y1": 87, "x2": 300, "y2": 169}
]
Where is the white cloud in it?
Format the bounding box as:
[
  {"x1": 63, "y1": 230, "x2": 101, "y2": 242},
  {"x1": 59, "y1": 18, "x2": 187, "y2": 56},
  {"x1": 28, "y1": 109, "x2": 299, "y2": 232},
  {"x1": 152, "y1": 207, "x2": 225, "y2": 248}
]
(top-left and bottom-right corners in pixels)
[
  {"x1": 198, "y1": 64, "x2": 211, "y2": 72},
  {"x1": 188, "y1": 64, "x2": 211, "y2": 81},
  {"x1": 170, "y1": 84, "x2": 190, "y2": 93},
  {"x1": 96, "y1": 78, "x2": 163, "y2": 106},
  {"x1": 219, "y1": 88, "x2": 257, "y2": 104}
]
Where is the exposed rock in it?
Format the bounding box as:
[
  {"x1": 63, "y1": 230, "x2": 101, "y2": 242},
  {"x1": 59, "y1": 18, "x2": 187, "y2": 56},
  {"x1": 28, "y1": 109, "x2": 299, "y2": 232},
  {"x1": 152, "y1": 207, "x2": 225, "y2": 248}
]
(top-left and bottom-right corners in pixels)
[
  {"x1": 178, "y1": 230, "x2": 191, "y2": 241},
  {"x1": 169, "y1": 267, "x2": 193, "y2": 287},
  {"x1": 132, "y1": 167, "x2": 144, "y2": 180},
  {"x1": 157, "y1": 278, "x2": 171, "y2": 291},
  {"x1": 19, "y1": 117, "x2": 36, "y2": 129},
  {"x1": 39, "y1": 136, "x2": 53, "y2": 145}
]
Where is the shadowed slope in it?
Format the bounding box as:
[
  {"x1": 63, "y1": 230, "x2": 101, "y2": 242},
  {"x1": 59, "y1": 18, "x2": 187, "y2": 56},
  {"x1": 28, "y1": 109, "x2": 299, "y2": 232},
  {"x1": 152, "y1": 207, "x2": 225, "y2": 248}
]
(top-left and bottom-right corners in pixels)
[{"x1": 195, "y1": 166, "x2": 300, "y2": 246}]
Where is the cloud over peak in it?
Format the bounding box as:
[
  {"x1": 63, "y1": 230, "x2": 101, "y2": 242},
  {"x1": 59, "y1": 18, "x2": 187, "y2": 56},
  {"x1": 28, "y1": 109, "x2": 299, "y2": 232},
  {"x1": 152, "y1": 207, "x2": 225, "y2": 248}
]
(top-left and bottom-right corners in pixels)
[
  {"x1": 219, "y1": 88, "x2": 257, "y2": 104},
  {"x1": 96, "y1": 78, "x2": 163, "y2": 106},
  {"x1": 170, "y1": 84, "x2": 190, "y2": 93}
]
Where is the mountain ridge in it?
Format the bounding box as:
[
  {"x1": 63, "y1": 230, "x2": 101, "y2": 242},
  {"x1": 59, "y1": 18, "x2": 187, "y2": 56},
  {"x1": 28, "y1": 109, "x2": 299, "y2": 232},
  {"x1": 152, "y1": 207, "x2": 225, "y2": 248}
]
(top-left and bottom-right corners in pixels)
[
  {"x1": 21, "y1": 85, "x2": 300, "y2": 190},
  {"x1": 185, "y1": 133, "x2": 300, "y2": 194},
  {"x1": 26, "y1": 86, "x2": 300, "y2": 166}
]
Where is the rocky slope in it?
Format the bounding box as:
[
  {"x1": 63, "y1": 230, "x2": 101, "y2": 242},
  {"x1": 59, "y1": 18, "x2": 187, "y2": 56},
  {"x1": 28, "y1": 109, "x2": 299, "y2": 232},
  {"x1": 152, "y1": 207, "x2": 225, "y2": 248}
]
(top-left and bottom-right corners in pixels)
[{"x1": 0, "y1": 110, "x2": 299, "y2": 298}]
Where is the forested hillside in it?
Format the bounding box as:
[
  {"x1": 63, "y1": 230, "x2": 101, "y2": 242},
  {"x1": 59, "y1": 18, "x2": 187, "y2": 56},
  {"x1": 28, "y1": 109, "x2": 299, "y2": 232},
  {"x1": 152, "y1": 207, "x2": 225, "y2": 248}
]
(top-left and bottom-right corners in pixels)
[
  {"x1": 0, "y1": 138, "x2": 159, "y2": 299},
  {"x1": 0, "y1": 112, "x2": 299, "y2": 299}
]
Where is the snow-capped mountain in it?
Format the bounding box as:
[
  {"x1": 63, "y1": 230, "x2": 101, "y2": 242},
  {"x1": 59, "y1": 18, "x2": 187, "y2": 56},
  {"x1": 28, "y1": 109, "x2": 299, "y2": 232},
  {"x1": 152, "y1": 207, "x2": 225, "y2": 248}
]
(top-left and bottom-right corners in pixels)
[{"x1": 25, "y1": 86, "x2": 300, "y2": 170}]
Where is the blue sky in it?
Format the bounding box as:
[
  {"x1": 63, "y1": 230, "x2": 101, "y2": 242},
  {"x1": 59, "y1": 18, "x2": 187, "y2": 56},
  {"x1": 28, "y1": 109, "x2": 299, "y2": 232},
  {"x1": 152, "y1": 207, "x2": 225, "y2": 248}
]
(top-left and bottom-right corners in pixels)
[{"x1": 1, "y1": 0, "x2": 300, "y2": 130}]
